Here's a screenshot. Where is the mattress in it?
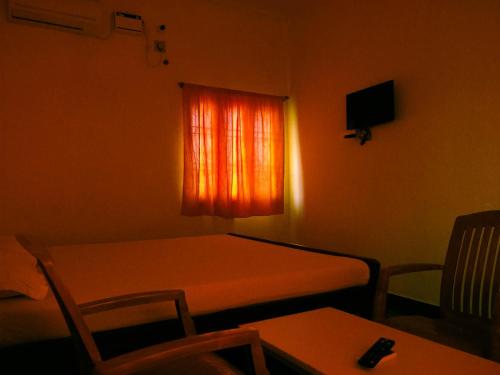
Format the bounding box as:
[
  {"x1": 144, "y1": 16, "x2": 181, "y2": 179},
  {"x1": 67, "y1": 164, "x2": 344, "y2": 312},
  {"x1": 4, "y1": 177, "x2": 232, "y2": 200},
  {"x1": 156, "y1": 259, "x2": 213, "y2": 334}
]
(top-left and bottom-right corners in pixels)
[{"x1": 0, "y1": 234, "x2": 369, "y2": 347}]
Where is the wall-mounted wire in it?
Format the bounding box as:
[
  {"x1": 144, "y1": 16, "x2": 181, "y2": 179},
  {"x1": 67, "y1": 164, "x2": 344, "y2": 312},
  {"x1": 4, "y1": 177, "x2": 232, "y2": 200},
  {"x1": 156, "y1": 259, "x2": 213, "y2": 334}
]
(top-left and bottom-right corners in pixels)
[{"x1": 143, "y1": 20, "x2": 169, "y2": 67}]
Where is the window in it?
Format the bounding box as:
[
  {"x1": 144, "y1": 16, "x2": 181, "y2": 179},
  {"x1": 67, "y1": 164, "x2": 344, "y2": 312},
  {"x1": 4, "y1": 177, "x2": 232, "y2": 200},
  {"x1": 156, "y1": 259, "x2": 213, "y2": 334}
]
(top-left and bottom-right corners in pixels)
[{"x1": 181, "y1": 84, "x2": 284, "y2": 218}]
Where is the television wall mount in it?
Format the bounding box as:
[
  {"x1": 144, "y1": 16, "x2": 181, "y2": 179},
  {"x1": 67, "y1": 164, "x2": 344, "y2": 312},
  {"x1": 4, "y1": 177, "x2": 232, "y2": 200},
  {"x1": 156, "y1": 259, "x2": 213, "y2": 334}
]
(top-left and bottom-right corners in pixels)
[{"x1": 344, "y1": 128, "x2": 372, "y2": 145}]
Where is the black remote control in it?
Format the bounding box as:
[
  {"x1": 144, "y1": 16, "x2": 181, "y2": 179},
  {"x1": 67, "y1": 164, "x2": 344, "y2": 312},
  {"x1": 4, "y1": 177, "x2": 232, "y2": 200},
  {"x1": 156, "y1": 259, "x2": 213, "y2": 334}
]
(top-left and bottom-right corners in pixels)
[{"x1": 357, "y1": 337, "x2": 395, "y2": 368}]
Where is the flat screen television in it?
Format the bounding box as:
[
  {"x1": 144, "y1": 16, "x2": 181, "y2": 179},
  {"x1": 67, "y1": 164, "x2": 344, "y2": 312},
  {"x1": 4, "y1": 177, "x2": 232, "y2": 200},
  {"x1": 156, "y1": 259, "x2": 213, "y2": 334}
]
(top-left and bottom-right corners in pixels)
[{"x1": 346, "y1": 80, "x2": 394, "y2": 130}]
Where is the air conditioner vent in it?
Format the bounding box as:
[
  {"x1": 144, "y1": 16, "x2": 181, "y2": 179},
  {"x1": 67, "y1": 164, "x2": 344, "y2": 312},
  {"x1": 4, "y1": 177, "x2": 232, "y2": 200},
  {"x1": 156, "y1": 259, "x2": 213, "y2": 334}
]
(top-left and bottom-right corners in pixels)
[{"x1": 8, "y1": 0, "x2": 109, "y2": 37}]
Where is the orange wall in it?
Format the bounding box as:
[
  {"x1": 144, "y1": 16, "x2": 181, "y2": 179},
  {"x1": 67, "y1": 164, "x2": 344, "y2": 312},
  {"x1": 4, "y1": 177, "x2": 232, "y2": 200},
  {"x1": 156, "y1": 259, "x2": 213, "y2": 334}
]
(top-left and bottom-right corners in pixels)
[
  {"x1": 0, "y1": 0, "x2": 290, "y2": 245},
  {"x1": 288, "y1": 0, "x2": 500, "y2": 303}
]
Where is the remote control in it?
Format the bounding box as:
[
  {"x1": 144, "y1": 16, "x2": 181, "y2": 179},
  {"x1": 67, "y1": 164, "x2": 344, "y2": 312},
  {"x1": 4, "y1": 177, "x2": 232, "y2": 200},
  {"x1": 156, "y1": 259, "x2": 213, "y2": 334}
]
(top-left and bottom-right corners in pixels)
[{"x1": 357, "y1": 337, "x2": 395, "y2": 368}]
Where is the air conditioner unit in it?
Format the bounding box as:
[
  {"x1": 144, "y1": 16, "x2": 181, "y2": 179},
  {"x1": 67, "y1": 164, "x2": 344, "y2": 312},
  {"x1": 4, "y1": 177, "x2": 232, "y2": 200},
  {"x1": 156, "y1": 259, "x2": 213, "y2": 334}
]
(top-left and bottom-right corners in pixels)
[{"x1": 7, "y1": 0, "x2": 109, "y2": 38}]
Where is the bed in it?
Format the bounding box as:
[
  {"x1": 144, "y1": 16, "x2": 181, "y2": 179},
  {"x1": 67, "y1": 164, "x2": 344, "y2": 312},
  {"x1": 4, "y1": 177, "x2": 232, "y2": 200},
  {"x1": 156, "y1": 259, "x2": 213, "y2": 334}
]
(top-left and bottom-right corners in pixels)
[{"x1": 0, "y1": 233, "x2": 379, "y2": 372}]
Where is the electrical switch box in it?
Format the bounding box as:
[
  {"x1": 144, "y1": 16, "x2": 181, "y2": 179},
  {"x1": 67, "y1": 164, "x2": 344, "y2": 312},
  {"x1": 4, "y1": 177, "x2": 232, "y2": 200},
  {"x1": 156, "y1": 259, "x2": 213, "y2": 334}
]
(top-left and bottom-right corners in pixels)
[{"x1": 114, "y1": 11, "x2": 143, "y2": 33}]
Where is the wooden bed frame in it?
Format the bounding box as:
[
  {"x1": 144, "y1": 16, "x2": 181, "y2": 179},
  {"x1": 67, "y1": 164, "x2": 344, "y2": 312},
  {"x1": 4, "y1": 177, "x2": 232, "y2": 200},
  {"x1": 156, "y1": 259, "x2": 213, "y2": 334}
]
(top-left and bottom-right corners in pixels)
[{"x1": 0, "y1": 233, "x2": 379, "y2": 374}]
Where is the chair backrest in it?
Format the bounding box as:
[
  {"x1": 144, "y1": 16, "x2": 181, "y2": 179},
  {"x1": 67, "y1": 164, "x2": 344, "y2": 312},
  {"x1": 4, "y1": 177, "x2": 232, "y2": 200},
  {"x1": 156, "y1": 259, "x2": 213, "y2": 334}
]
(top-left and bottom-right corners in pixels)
[
  {"x1": 16, "y1": 236, "x2": 102, "y2": 373},
  {"x1": 440, "y1": 211, "x2": 500, "y2": 328}
]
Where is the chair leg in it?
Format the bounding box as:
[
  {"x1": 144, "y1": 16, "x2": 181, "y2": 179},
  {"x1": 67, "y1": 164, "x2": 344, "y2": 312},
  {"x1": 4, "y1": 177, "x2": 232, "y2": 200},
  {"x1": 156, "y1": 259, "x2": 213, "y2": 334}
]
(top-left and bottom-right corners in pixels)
[{"x1": 491, "y1": 291, "x2": 500, "y2": 363}]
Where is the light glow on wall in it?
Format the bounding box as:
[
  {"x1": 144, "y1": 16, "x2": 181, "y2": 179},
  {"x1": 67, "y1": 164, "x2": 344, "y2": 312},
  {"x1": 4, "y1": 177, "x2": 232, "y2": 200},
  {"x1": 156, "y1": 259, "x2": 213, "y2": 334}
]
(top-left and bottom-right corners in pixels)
[{"x1": 288, "y1": 99, "x2": 304, "y2": 215}]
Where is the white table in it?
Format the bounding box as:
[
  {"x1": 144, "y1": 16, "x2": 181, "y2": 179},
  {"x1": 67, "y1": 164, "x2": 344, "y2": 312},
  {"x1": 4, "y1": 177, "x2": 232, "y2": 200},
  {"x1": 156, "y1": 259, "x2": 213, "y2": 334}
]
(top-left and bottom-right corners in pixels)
[{"x1": 242, "y1": 308, "x2": 500, "y2": 374}]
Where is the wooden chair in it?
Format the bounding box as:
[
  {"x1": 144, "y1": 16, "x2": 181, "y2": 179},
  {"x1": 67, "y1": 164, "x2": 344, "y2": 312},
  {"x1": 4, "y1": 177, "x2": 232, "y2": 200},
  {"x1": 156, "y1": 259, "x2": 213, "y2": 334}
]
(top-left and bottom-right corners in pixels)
[
  {"x1": 373, "y1": 211, "x2": 500, "y2": 362},
  {"x1": 17, "y1": 236, "x2": 269, "y2": 375}
]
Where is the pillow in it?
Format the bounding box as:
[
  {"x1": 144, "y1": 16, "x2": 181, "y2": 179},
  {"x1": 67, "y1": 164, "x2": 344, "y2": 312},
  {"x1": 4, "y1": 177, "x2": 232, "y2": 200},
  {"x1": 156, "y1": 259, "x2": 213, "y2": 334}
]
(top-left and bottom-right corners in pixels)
[{"x1": 0, "y1": 236, "x2": 49, "y2": 300}]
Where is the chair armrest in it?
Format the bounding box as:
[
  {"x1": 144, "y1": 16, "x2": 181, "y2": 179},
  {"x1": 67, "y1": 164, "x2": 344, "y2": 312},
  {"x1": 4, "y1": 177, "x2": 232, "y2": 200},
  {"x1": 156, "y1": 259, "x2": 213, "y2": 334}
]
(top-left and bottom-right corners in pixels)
[
  {"x1": 93, "y1": 328, "x2": 268, "y2": 375},
  {"x1": 79, "y1": 290, "x2": 187, "y2": 315},
  {"x1": 79, "y1": 290, "x2": 195, "y2": 336},
  {"x1": 373, "y1": 263, "x2": 443, "y2": 321}
]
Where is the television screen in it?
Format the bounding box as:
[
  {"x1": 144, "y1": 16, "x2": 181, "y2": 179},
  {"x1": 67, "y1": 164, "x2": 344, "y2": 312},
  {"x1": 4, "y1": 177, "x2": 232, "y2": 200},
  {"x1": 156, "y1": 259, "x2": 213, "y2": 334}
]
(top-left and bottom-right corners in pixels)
[{"x1": 346, "y1": 80, "x2": 394, "y2": 130}]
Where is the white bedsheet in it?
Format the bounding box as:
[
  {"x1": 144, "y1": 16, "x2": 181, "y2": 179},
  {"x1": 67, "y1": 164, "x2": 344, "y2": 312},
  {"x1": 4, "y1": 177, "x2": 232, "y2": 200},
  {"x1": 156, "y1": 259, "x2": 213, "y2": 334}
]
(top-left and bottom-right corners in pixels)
[{"x1": 0, "y1": 234, "x2": 369, "y2": 346}]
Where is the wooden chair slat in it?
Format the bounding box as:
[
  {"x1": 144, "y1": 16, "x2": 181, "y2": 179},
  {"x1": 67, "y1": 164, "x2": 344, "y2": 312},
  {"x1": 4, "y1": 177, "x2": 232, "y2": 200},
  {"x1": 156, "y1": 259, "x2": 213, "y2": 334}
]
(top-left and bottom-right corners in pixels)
[
  {"x1": 462, "y1": 225, "x2": 483, "y2": 315},
  {"x1": 448, "y1": 225, "x2": 473, "y2": 313},
  {"x1": 473, "y1": 226, "x2": 494, "y2": 317},
  {"x1": 487, "y1": 227, "x2": 500, "y2": 319},
  {"x1": 482, "y1": 225, "x2": 500, "y2": 319},
  {"x1": 441, "y1": 225, "x2": 465, "y2": 314}
]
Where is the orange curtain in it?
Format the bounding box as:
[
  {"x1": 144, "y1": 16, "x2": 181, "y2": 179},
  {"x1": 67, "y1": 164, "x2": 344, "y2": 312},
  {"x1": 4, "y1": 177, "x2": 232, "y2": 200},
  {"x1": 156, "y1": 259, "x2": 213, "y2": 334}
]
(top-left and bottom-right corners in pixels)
[{"x1": 182, "y1": 84, "x2": 284, "y2": 218}]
